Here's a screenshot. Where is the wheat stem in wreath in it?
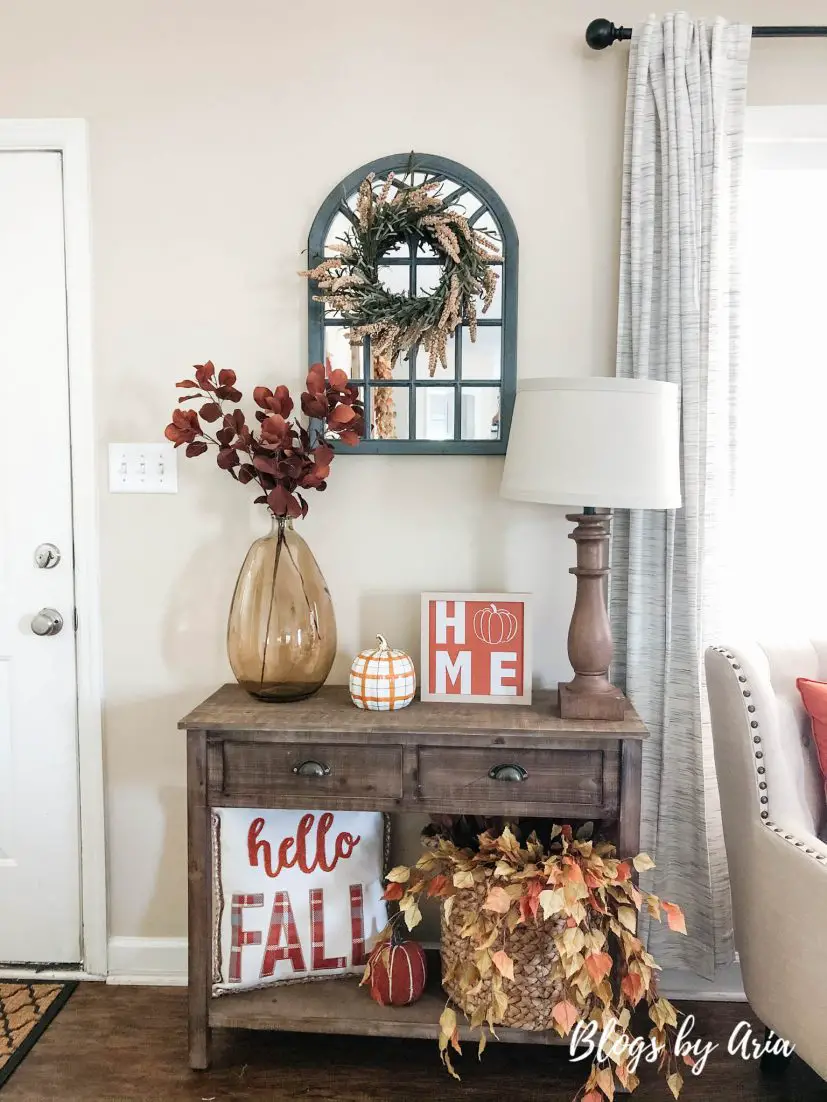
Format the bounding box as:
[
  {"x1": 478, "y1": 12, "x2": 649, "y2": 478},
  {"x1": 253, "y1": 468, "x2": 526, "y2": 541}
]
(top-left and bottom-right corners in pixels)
[{"x1": 300, "y1": 172, "x2": 501, "y2": 377}]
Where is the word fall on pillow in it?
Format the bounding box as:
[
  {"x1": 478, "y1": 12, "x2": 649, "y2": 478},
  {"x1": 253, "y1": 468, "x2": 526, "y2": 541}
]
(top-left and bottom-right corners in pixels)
[
  {"x1": 796, "y1": 677, "x2": 827, "y2": 798},
  {"x1": 212, "y1": 808, "x2": 388, "y2": 993}
]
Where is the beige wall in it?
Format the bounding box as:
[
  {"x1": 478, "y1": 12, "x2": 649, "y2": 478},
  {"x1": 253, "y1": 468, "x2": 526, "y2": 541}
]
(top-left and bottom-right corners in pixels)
[{"x1": 0, "y1": 0, "x2": 824, "y2": 941}]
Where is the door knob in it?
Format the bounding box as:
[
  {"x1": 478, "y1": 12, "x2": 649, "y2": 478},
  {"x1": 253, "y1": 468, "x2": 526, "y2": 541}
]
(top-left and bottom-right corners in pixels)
[{"x1": 31, "y1": 608, "x2": 63, "y2": 636}]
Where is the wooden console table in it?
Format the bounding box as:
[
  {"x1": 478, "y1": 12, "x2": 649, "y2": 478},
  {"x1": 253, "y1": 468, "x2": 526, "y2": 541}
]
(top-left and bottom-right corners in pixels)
[{"x1": 179, "y1": 684, "x2": 647, "y2": 1070}]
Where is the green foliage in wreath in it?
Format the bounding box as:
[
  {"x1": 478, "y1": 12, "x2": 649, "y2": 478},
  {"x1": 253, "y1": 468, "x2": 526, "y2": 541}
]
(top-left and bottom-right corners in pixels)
[{"x1": 301, "y1": 173, "x2": 502, "y2": 376}]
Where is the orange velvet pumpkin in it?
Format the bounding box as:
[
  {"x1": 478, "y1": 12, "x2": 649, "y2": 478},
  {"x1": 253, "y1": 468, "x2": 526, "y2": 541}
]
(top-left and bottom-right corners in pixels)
[{"x1": 363, "y1": 930, "x2": 427, "y2": 1006}]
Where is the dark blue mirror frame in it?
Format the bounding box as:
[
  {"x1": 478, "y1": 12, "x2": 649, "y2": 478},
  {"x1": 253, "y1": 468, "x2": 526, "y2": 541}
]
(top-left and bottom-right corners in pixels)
[{"x1": 306, "y1": 153, "x2": 518, "y2": 455}]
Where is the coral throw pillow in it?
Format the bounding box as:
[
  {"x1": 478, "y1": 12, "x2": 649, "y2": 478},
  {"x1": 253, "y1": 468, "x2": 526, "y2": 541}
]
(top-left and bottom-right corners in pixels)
[
  {"x1": 212, "y1": 808, "x2": 388, "y2": 993},
  {"x1": 796, "y1": 678, "x2": 827, "y2": 797}
]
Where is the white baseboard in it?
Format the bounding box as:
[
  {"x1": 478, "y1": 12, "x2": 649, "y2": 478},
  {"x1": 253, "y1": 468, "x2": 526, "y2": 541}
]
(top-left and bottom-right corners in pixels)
[
  {"x1": 106, "y1": 936, "x2": 188, "y2": 986},
  {"x1": 0, "y1": 967, "x2": 105, "y2": 982},
  {"x1": 105, "y1": 936, "x2": 747, "y2": 1001}
]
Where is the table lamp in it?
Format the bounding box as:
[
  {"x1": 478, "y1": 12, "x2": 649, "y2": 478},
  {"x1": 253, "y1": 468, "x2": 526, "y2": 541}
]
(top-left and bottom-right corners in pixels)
[{"x1": 500, "y1": 377, "x2": 681, "y2": 720}]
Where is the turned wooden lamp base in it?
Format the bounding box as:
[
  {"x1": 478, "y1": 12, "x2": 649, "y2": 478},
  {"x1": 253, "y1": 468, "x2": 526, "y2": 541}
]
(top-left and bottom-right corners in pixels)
[
  {"x1": 558, "y1": 511, "x2": 627, "y2": 722},
  {"x1": 558, "y1": 681, "x2": 626, "y2": 721}
]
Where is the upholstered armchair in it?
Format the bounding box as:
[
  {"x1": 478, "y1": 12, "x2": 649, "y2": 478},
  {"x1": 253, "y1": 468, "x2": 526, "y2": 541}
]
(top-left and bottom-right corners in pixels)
[{"x1": 705, "y1": 640, "x2": 827, "y2": 1081}]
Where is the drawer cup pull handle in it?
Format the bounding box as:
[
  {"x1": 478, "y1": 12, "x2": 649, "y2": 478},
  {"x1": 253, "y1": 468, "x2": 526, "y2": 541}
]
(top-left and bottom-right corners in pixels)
[
  {"x1": 292, "y1": 759, "x2": 331, "y2": 777},
  {"x1": 489, "y1": 764, "x2": 527, "y2": 783}
]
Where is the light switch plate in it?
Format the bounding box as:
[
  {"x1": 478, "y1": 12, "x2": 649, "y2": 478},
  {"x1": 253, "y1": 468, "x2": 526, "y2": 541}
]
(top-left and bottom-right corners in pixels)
[{"x1": 109, "y1": 443, "x2": 178, "y2": 493}]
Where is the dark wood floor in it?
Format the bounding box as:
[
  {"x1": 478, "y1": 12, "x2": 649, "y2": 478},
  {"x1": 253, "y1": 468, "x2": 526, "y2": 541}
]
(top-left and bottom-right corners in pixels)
[{"x1": 3, "y1": 984, "x2": 826, "y2": 1101}]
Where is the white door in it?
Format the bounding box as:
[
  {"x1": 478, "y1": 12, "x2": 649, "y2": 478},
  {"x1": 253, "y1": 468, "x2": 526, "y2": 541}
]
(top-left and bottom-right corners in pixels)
[{"x1": 0, "y1": 151, "x2": 81, "y2": 963}]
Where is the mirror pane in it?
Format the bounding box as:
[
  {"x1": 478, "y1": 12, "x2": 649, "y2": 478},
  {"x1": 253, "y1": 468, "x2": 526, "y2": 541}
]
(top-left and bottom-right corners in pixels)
[
  {"x1": 415, "y1": 265, "x2": 444, "y2": 297},
  {"x1": 415, "y1": 386, "x2": 455, "y2": 441},
  {"x1": 461, "y1": 326, "x2": 502, "y2": 380},
  {"x1": 472, "y1": 211, "x2": 503, "y2": 250},
  {"x1": 325, "y1": 326, "x2": 361, "y2": 378},
  {"x1": 372, "y1": 348, "x2": 410, "y2": 381},
  {"x1": 371, "y1": 384, "x2": 409, "y2": 440},
  {"x1": 378, "y1": 264, "x2": 410, "y2": 297},
  {"x1": 476, "y1": 264, "x2": 502, "y2": 320},
  {"x1": 416, "y1": 333, "x2": 456, "y2": 379},
  {"x1": 324, "y1": 211, "x2": 355, "y2": 256},
  {"x1": 461, "y1": 387, "x2": 501, "y2": 441},
  {"x1": 447, "y1": 190, "x2": 482, "y2": 219}
]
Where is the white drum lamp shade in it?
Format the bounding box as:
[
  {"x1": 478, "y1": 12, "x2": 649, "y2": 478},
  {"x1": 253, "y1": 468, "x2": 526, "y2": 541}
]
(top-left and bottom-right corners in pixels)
[{"x1": 500, "y1": 377, "x2": 681, "y2": 511}]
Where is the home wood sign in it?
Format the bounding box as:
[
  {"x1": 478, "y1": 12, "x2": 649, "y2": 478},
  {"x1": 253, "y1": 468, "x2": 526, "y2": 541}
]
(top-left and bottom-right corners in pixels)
[{"x1": 420, "y1": 592, "x2": 531, "y2": 704}]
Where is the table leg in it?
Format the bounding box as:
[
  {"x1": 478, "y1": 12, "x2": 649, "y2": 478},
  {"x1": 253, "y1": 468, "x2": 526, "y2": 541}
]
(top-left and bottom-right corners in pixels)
[
  {"x1": 617, "y1": 739, "x2": 642, "y2": 857},
  {"x1": 187, "y1": 730, "x2": 212, "y2": 1069}
]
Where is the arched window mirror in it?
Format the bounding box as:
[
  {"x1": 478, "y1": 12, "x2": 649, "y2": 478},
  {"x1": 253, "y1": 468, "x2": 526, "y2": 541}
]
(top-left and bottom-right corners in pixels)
[{"x1": 307, "y1": 153, "x2": 518, "y2": 454}]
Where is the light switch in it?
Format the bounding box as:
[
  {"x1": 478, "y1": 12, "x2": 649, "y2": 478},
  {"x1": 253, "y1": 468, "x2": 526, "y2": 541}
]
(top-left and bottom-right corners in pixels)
[{"x1": 108, "y1": 443, "x2": 178, "y2": 493}]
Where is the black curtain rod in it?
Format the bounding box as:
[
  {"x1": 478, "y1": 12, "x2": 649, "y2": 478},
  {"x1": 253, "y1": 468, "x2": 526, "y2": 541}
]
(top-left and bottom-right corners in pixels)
[{"x1": 586, "y1": 18, "x2": 827, "y2": 49}]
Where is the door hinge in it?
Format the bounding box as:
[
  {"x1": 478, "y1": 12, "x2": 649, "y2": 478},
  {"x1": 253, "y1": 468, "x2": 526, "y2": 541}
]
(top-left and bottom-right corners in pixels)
[{"x1": 73, "y1": 608, "x2": 79, "y2": 632}]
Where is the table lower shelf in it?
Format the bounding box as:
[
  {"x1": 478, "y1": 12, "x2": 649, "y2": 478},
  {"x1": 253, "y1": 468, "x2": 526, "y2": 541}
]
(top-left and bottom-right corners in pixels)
[{"x1": 209, "y1": 950, "x2": 566, "y2": 1047}]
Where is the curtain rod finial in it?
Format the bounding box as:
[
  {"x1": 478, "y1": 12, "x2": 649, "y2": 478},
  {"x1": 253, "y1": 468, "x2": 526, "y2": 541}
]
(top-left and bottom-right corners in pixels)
[{"x1": 586, "y1": 18, "x2": 623, "y2": 50}]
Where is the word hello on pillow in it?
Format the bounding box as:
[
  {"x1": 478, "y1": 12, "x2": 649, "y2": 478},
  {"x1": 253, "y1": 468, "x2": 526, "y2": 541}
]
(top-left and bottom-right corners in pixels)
[{"x1": 212, "y1": 808, "x2": 388, "y2": 992}]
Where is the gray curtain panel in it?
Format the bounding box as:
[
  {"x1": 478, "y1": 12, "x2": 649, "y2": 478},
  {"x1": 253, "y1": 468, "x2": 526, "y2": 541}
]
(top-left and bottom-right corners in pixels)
[{"x1": 610, "y1": 13, "x2": 751, "y2": 977}]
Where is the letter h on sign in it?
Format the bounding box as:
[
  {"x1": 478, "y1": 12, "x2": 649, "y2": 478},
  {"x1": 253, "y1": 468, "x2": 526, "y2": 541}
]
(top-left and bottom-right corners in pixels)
[{"x1": 420, "y1": 592, "x2": 532, "y2": 705}]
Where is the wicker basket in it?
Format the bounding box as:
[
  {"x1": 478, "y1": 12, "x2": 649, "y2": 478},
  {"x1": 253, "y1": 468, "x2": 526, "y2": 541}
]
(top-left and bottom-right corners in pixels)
[{"x1": 440, "y1": 882, "x2": 568, "y2": 1030}]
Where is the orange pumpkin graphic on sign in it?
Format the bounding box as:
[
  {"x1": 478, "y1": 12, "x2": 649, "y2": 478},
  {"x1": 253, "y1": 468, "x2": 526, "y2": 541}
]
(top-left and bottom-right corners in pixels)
[{"x1": 473, "y1": 604, "x2": 519, "y2": 646}]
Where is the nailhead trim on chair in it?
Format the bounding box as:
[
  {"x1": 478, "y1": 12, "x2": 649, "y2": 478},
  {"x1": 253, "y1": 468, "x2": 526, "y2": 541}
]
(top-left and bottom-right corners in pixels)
[{"x1": 711, "y1": 646, "x2": 827, "y2": 865}]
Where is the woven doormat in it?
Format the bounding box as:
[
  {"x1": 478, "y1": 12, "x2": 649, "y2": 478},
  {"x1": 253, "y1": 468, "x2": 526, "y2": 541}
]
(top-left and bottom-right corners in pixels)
[{"x1": 0, "y1": 982, "x2": 77, "y2": 1089}]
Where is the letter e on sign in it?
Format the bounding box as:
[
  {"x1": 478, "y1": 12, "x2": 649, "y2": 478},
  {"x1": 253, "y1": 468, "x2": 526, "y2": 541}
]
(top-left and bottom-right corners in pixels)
[{"x1": 421, "y1": 592, "x2": 531, "y2": 704}]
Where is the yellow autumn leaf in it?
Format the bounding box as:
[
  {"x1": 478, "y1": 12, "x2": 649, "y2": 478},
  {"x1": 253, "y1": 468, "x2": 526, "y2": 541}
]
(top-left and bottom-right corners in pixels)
[
  {"x1": 538, "y1": 887, "x2": 566, "y2": 920},
  {"x1": 491, "y1": 949, "x2": 515, "y2": 981},
  {"x1": 443, "y1": 896, "x2": 454, "y2": 925},
  {"x1": 563, "y1": 951, "x2": 584, "y2": 979},
  {"x1": 439, "y1": 1005, "x2": 457, "y2": 1044},
  {"x1": 402, "y1": 900, "x2": 422, "y2": 930},
  {"x1": 561, "y1": 925, "x2": 586, "y2": 956},
  {"x1": 478, "y1": 1032, "x2": 487, "y2": 1060},
  {"x1": 567, "y1": 900, "x2": 587, "y2": 924},
  {"x1": 453, "y1": 869, "x2": 474, "y2": 889},
  {"x1": 645, "y1": 894, "x2": 662, "y2": 921},
  {"x1": 386, "y1": 865, "x2": 411, "y2": 883},
  {"x1": 633, "y1": 852, "x2": 656, "y2": 873},
  {"x1": 596, "y1": 1065, "x2": 615, "y2": 1101},
  {"x1": 667, "y1": 1071, "x2": 684, "y2": 1099},
  {"x1": 477, "y1": 925, "x2": 500, "y2": 951},
  {"x1": 617, "y1": 906, "x2": 638, "y2": 933},
  {"x1": 616, "y1": 1062, "x2": 639, "y2": 1091}
]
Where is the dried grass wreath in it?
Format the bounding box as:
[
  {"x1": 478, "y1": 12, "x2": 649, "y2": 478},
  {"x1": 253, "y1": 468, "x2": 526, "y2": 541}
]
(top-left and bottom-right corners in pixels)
[{"x1": 301, "y1": 173, "x2": 502, "y2": 377}]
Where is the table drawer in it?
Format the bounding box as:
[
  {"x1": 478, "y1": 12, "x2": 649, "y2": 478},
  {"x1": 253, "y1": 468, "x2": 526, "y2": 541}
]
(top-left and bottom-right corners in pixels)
[
  {"x1": 417, "y1": 746, "x2": 618, "y2": 810},
  {"x1": 208, "y1": 740, "x2": 403, "y2": 804}
]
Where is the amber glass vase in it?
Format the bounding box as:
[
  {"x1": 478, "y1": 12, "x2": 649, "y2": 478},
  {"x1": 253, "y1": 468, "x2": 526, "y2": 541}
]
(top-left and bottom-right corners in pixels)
[{"x1": 227, "y1": 515, "x2": 336, "y2": 701}]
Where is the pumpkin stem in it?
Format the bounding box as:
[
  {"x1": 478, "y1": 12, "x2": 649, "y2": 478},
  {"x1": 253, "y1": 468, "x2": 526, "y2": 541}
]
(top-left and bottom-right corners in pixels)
[
  {"x1": 376, "y1": 634, "x2": 389, "y2": 651},
  {"x1": 490, "y1": 604, "x2": 497, "y2": 612}
]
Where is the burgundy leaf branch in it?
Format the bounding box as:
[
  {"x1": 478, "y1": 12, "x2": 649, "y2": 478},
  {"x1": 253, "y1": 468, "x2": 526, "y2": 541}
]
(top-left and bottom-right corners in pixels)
[{"x1": 165, "y1": 360, "x2": 364, "y2": 518}]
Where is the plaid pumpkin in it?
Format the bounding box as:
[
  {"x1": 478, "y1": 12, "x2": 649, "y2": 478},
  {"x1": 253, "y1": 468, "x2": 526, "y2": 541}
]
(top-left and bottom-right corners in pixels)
[{"x1": 349, "y1": 635, "x2": 416, "y2": 711}]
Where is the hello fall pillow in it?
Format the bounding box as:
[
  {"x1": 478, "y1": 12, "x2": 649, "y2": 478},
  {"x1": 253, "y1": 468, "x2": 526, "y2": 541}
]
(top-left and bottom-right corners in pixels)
[{"x1": 212, "y1": 808, "x2": 388, "y2": 993}]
